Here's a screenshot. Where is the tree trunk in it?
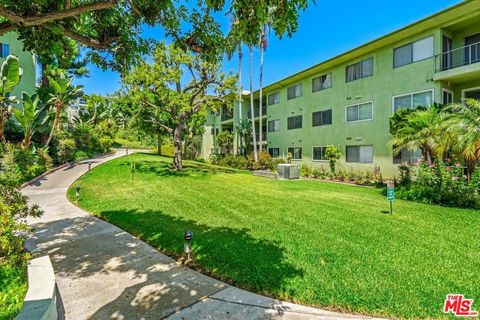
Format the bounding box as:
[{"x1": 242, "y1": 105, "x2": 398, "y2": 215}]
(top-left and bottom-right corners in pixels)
[
  {"x1": 157, "y1": 131, "x2": 162, "y2": 156},
  {"x1": 45, "y1": 104, "x2": 62, "y2": 147},
  {"x1": 0, "y1": 113, "x2": 5, "y2": 144},
  {"x1": 172, "y1": 123, "x2": 185, "y2": 170},
  {"x1": 249, "y1": 45, "x2": 258, "y2": 162},
  {"x1": 238, "y1": 43, "x2": 243, "y2": 155},
  {"x1": 258, "y1": 27, "x2": 265, "y2": 151},
  {"x1": 41, "y1": 63, "x2": 49, "y2": 88}
]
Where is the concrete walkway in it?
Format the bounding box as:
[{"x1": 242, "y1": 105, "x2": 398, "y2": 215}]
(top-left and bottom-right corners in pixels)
[{"x1": 23, "y1": 150, "x2": 382, "y2": 320}]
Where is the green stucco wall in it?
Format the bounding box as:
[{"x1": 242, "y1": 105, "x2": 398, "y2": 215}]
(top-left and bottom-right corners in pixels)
[{"x1": 202, "y1": 2, "x2": 480, "y2": 177}]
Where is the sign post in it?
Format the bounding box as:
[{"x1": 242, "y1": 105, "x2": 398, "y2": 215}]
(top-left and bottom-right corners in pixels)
[{"x1": 387, "y1": 181, "x2": 395, "y2": 214}]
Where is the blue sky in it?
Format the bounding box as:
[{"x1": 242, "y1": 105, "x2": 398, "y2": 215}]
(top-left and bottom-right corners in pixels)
[{"x1": 75, "y1": 0, "x2": 461, "y2": 95}]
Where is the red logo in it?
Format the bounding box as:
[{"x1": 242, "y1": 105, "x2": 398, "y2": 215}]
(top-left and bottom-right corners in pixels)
[{"x1": 444, "y1": 294, "x2": 478, "y2": 317}]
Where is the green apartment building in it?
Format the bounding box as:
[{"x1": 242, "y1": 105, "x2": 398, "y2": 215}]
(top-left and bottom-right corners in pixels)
[
  {"x1": 202, "y1": 0, "x2": 480, "y2": 176},
  {"x1": 0, "y1": 32, "x2": 37, "y2": 97}
]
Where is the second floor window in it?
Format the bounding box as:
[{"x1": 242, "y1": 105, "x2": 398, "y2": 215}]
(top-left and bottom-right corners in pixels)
[
  {"x1": 312, "y1": 109, "x2": 332, "y2": 127},
  {"x1": 394, "y1": 36, "x2": 433, "y2": 68},
  {"x1": 393, "y1": 90, "x2": 433, "y2": 113},
  {"x1": 287, "y1": 83, "x2": 303, "y2": 100},
  {"x1": 268, "y1": 92, "x2": 280, "y2": 106},
  {"x1": 312, "y1": 74, "x2": 332, "y2": 92},
  {"x1": 346, "y1": 102, "x2": 373, "y2": 122},
  {"x1": 346, "y1": 58, "x2": 373, "y2": 82},
  {"x1": 268, "y1": 119, "x2": 280, "y2": 132},
  {"x1": 287, "y1": 115, "x2": 302, "y2": 130}
]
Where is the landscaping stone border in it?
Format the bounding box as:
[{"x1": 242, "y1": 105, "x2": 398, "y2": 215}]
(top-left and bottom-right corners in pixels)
[{"x1": 16, "y1": 255, "x2": 58, "y2": 320}]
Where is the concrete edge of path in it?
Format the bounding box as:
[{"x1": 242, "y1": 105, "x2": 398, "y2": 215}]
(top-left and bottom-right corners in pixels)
[
  {"x1": 16, "y1": 255, "x2": 58, "y2": 320},
  {"x1": 20, "y1": 151, "x2": 116, "y2": 189}
]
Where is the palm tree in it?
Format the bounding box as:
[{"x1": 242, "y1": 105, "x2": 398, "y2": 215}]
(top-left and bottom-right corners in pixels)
[
  {"x1": 45, "y1": 74, "x2": 83, "y2": 147},
  {"x1": 237, "y1": 43, "x2": 244, "y2": 155},
  {"x1": 258, "y1": 25, "x2": 267, "y2": 151},
  {"x1": 447, "y1": 99, "x2": 480, "y2": 176},
  {"x1": 249, "y1": 45, "x2": 258, "y2": 161},
  {"x1": 389, "y1": 105, "x2": 449, "y2": 164}
]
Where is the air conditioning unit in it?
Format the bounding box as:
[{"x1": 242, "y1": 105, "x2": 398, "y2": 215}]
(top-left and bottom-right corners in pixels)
[{"x1": 277, "y1": 164, "x2": 300, "y2": 180}]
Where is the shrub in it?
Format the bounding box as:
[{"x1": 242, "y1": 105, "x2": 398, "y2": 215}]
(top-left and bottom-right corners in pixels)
[
  {"x1": 0, "y1": 186, "x2": 43, "y2": 266},
  {"x1": 73, "y1": 150, "x2": 90, "y2": 162},
  {"x1": 218, "y1": 155, "x2": 249, "y2": 170},
  {"x1": 57, "y1": 138, "x2": 76, "y2": 164},
  {"x1": 151, "y1": 144, "x2": 174, "y2": 157},
  {"x1": 312, "y1": 167, "x2": 328, "y2": 179},
  {"x1": 324, "y1": 145, "x2": 341, "y2": 172},
  {"x1": 300, "y1": 164, "x2": 312, "y2": 177}
]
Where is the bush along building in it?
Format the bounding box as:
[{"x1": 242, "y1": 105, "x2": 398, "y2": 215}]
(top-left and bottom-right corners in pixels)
[
  {"x1": 0, "y1": 32, "x2": 37, "y2": 97},
  {"x1": 202, "y1": 0, "x2": 480, "y2": 176}
]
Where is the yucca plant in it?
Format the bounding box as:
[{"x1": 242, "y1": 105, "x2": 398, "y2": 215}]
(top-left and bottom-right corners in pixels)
[
  {"x1": 0, "y1": 55, "x2": 21, "y2": 143},
  {"x1": 44, "y1": 73, "x2": 83, "y2": 147},
  {"x1": 12, "y1": 92, "x2": 47, "y2": 150}
]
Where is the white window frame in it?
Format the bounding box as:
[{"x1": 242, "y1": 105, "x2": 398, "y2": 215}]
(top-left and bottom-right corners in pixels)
[
  {"x1": 268, "y1": 92, "x2": 280, "y2": 106},
  {"x1": 312, "y1": 146, "x2": 328, "y2": 162},
  {"x1": 391, "y1": 89, "x2": 434, "y2": 114},
  {"x1": 442, "y1": 89, "x2": 454, "y2": 105},
  {"x1": 287, "y1": 146, "x2": 303, "y2": 160},
  {"x1": 268, "y1": 119, "x2": 280, "y2": 132},
  {"x1": 345, "y1": 101, "x2": 374, "y2": 123},
  {"x1": 461, "y1": 86, "x2": 480, "y2": 99},
  {"x1": 345, "y1": 145, "x2": 374, "y2": 164},
  {"x1": 393, "y1": 35, "x2": 434, "y2": 68}
]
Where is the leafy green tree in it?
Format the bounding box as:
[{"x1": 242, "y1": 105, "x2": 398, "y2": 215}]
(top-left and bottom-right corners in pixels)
[
  {"x1": 45, "y1": 74, "x2": 84, "y2": 147},
  {"x1": 11, "y1": 93, "x2": 46, "y2": 150},
  {"x1": 123, "y1": 43, "x2": 236, "y2": 170},
  {"x1": 216, "y1": 130, "x2": 234, "y2": 155},
  {"x1": 235, "y1": 119, "x2": 252, "y2": 156},
  {"x1": 325, "y1": 145, "x2": 341, "y2": 173},
  {"x1": 0, "y1": 55, "x2": 20, "y2": 143}
]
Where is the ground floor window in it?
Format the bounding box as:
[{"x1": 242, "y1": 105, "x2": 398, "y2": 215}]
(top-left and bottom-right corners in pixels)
[
  {"x1": 269, "y1": 148, "x2": 280, "y2": 158},
  {"x1": 393, "y1": 147, "x2": 422, "y2": 164},
  {"x1": 346, "y1": 145, "x2": 373, "y2": 163},
  {"x1": 312, "y1": 146, "x2": 327, "y2": 161},
  {"x1": 287, "y1": 147, "x2": 302, "y2": 160},
  {"x1": 442, "y1": 89, "x2": 454, "y2": 105}
]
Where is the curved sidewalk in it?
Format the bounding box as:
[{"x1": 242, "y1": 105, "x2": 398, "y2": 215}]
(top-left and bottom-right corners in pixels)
[{"x1": 23, "y1": 150, "x2": 382, "y2": 320}]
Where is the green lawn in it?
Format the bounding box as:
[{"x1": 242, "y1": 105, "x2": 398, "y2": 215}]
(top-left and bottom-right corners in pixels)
[
  {"x1": 69, "y1": 153, "x2": 479, "y2": 319},
  {"x1": 0, "y1": 263, "x2": 27, "y2": 320}
]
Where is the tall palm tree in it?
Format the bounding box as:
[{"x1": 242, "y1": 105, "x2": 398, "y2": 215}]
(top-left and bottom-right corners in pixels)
[
  {"x1": 249, "y1": 45, "x2": 258, "y2": 161},
  {"x1": 258, "y1": 25, "x2": 267, "y2": 151},
  {"x1": 389, "y1": 105, "x2": 448, "y2": 164},
  {"x1": 238, "y1": 43, "x2": 244, "y2": 155},
  {"x1": 45, "y1": 74, "x2": 83, "y2": 147},
  {"x1": 447, "y1": 99, "x2": 480, "y2": 176}
]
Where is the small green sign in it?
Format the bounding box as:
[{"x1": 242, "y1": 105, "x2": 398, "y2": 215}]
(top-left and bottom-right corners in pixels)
[{"x1": 387, "y1": 188, "x2": 395, "y2": 201}]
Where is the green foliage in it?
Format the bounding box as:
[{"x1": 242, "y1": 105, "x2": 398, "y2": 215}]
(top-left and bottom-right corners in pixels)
[
  {"x1": 71, "y1": 154, "x2": 480, "y2": 319},
  {"x1": 300, "y1": 163, "x2": 313, "y2": 177},
  {"x1": 0, "y1": 185, "x2": 43, "y2": 266},
  {"x1": 216, "y1": 131, "x2": 234, "y2": 154},
  {"x1": 0, "y1": 55, "x2": 21, "y2": 143},
  {"x1": 0, "y1": 144, "x2": 52, "y2": 186},
  {"x1": 0, "y1": 263, "x2": 27, "y2": 320},
  {"x1": 396, "y1": 161, "x2": 480, "y2": 209},
  {"x1": 12, "y1": 92, "x2": 47, "y2": 149},
  {"x1": 324, "y1": 145, "x2": 341, "y2": 172},
  {"x1": 217, "y1": 155, "x2": 249, "y2": 170},
  {"x1": 57, "y1": 138, "x2": 76, "y2": 164}
]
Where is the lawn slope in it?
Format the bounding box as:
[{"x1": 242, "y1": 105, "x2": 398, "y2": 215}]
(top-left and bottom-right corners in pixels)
[{"x1": 69, "y1": 153, "x2": 480, "y2": 319}]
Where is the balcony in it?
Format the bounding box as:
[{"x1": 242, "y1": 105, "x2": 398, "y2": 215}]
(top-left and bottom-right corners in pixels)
[
  {"x1": 434, "y1": 42, "x2": 480, "y2": 82},
  {"x1": 247, "y1": 106, "x2": 267, "y2": 119}
]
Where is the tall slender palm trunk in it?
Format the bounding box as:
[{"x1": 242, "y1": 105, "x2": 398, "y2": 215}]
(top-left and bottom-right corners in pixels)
[
  {"x1": 249, "y1": 45, "x2": 258, "y2": 162},
  {"x1": 45, "y1": 103, "x2": 63, "y2": 147},
  {"x1": 238, "y1": 43, "x2": 244, "y2": 155},
  {"x1": 258, "y1": 26, "x2": 266, "y2": 151}
]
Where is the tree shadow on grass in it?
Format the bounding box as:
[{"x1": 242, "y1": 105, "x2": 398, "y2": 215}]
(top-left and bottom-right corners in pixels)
[
  {"x1": 27, "y1": 210, "x2": 303, "y2": 319},
  {"x1": 118, "y1": 159, "x2": 240, "y2": 178}
]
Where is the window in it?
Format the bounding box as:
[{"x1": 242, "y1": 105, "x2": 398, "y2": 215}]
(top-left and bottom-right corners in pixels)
[
  {"x1": 0, "y1": 43, "x2": 9, "y2": 58},
  {"x1": 287, "y1": 83, "x2": 303, "y2": 100},
  {"x1": 287, "y1": 147, "x2": 302, "y2": 160},
  {"x1": 394, "y1": 36, "x2": 434, "y2": 68},
  {"x1": 312, "y1": 109, "x2": 332, "y2": 127},
  {"x1": 346, "y1": 58, "x2": 373, "y2": 82},
  {"x1": 346, "y1": 102, "x2": 373, "y2": 122},
  {"x1": 268, "y1": 92, "x2": 280, "y2": 106},
  {"x1": 268, "y1": 119, "x2": 280, "y2": 132},
  {"x1": 312, "y1": 146, "x2": 327, "y2": 161},
  {"x1": 269, "y1": 148, "x2": 280, "y2": 158},
  {"x1": 312, "y1": 74, "x2": 332, "y2": 92},
  {"x1": 393, "y1": 147, "x2": 422, "y2": 164},
  {"x1": 442, "y1": 89, "x2": 454, "y2": 105},
  {"x1": 346, "y1": 145, "x2": 373, "y2": 163},
  {"x1": 287, "y1": 115, "x2": 302, "y2": 130},
  {"x1": 210, "y1": 128, "x2": 219, "y2": 135},
  {"x1": 393, "y1": 90, "x2": 434, "y2": 112}
]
